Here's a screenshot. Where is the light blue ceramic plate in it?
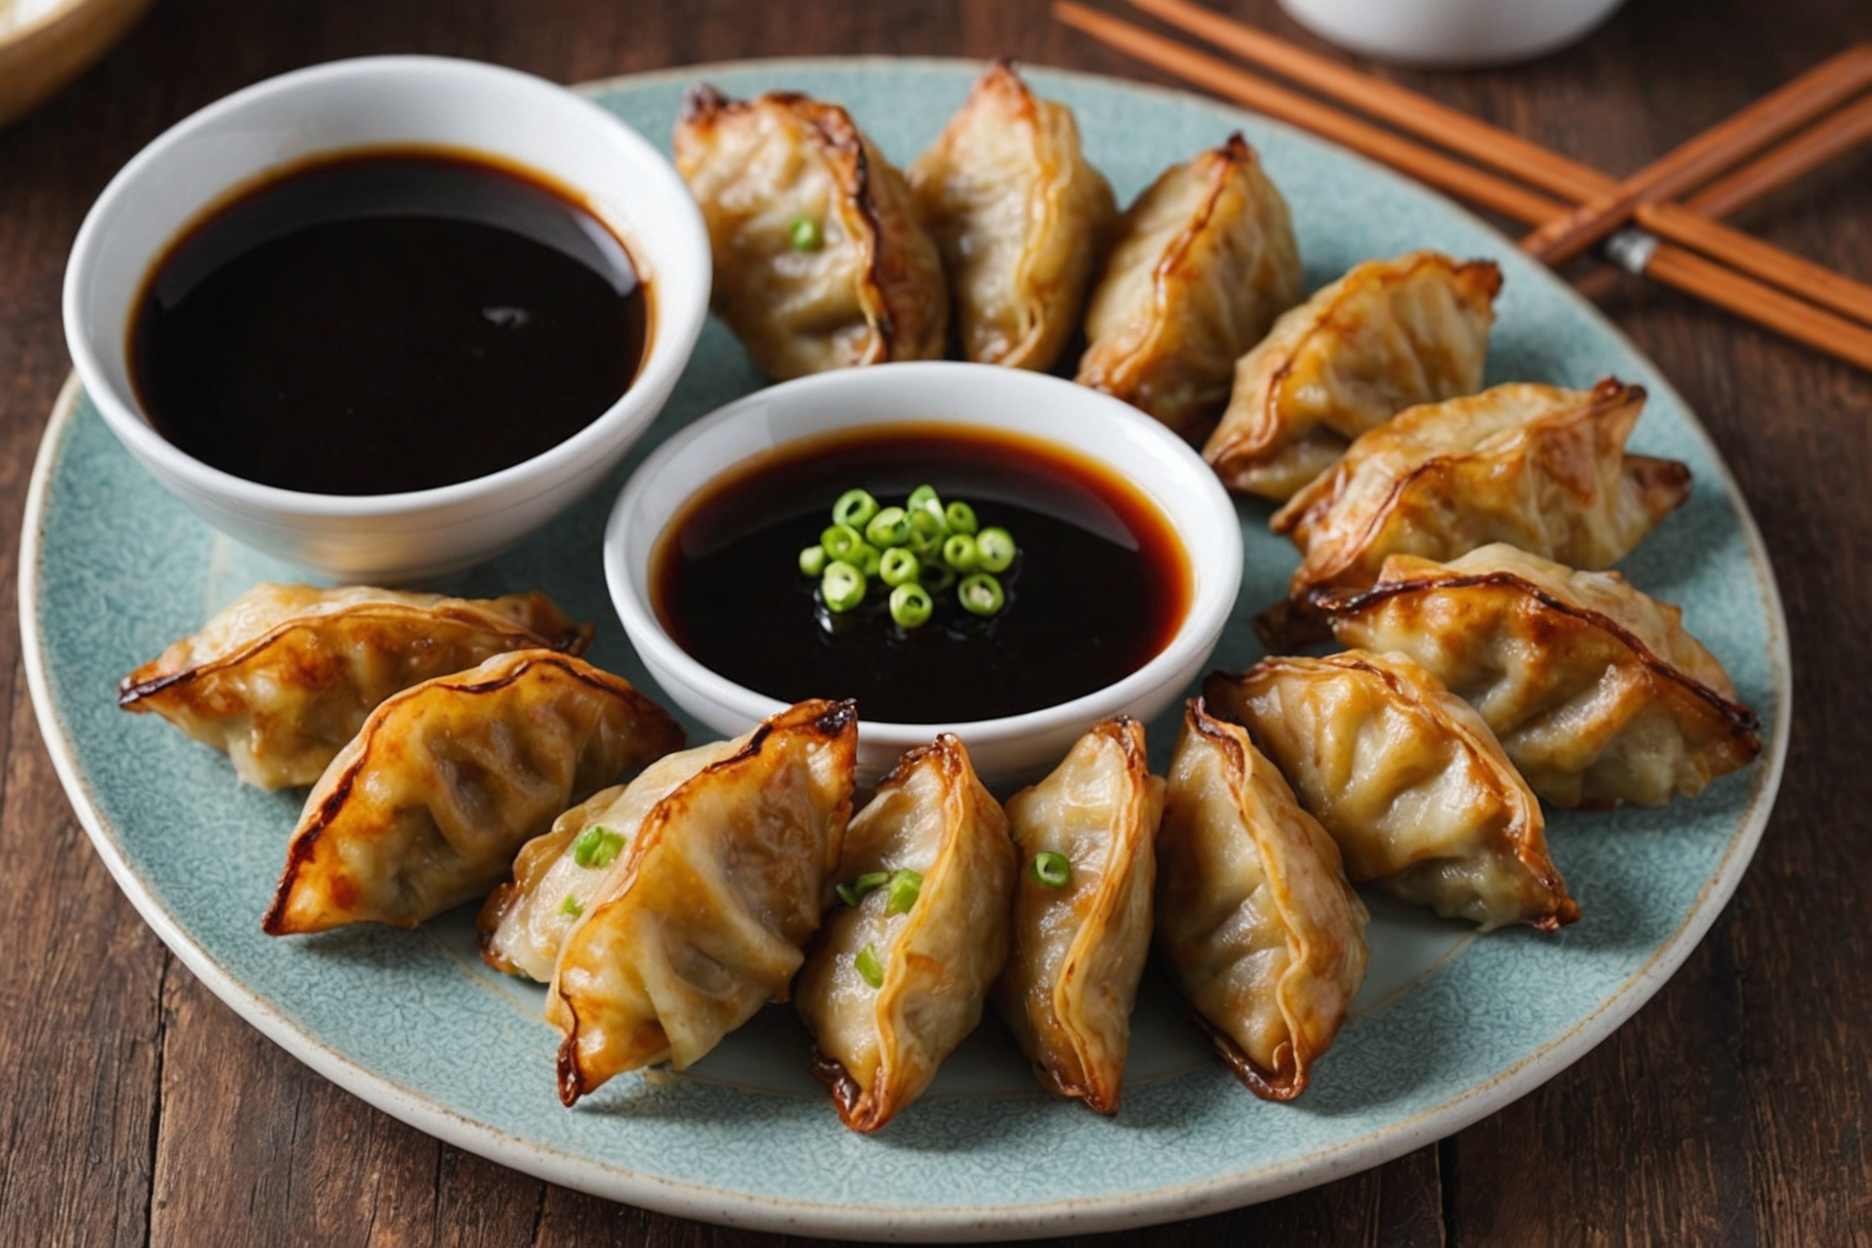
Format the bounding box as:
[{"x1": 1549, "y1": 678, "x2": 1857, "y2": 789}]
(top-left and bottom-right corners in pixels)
[{"x1": 22, "y1": 58, "x2": 1789, "y2": 1242}]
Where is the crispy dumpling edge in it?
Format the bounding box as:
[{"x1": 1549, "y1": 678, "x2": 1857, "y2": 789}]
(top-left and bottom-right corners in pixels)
[
  {"x1": 554, "y1": 697, "x2": 859, "y2": 1107},
  {"x1": 116, "y1": 591, "x2": 592, "y2": 708},
  {"x1": 678, "y1": 83, "x2": 946, "y2": 367},
  {"x1": 1316, "y1": 564, "x2": 1763, "y2": 768},
  {"x1": 1172, "y1": 698, "x2": 1365, "y2": 1100},
  {"x1": 260, "y1": 651, "x2": 684, "y2": 936},
  {"x1": 1203, "y1": 251, "x2": 1503, "y2": 490},
  {"x1": 1204, "y1": 655, "x2": 1580, "y2": 932}
]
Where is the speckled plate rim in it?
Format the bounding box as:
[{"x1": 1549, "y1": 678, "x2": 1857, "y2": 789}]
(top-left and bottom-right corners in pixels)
[{"x1": 21, "y1": 56, "x2": 1792, "y2": 1242}]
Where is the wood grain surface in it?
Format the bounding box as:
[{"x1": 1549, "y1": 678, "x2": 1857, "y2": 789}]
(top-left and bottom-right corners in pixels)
[{"x1": 2, "y1": 2, "x2": 1868, "y2": 1244}]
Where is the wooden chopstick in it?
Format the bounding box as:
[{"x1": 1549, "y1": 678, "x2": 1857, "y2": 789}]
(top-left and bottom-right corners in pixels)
[
  {"x1": 1052, "y1": 1, "x2": 1872, "y2": 371},
  {"x1": 1522, "y1": 44, "x2": 1872, "y2": 264},
  {"x1": 1125, "y1": 0, "x2": 1872, "y2": 326},
  {"x1": 1686, "y1": 94, "x2": 1872, "y2": 218}
]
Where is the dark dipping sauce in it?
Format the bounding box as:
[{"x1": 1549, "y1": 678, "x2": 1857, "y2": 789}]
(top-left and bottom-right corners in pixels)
[
  {"x1": 129, "y1": 148, "x2": 650, "y2": 495},
  {"x1": 653, "y1": 425, "x2": 1192, "y2": 724}
]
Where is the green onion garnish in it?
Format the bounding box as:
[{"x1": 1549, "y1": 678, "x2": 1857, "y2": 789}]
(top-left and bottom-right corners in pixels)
[
  {"x1": 821, "y1": 561, "x2": 866, "y2": 613},
  {"x1": 835, "y1": 870, "x2": 891, "y2": 907},
  {"x1": 864, "y1": 506, "x2": 911, "y2": 548},
  {"x1": 907, "y1": 484, "x2": 941, "y2": 513},
  {"x1": 1031, "y1": 851, "x2": 1071, "y2": 888},
  {"x1": 821, "y1": 523, "x2": 864, "y2": 560},
  {"x1": 832, "y1": 488, "x2": 878, "y2": 529},
  {"x1": 943, "y1": 501, "x2": 978, "y2": 535},
  {"x1": 889, "y1": 582, "x2": 933, "y2": 629},
  {"x1": 879, "y1": 547, "x2": 919, "y2": 587},
  {"x1": 885, "y1": 868, "x2": 924, "y2": 914},
  {"x1": 798, "y1": 544, "x2": 828, "y2": 577},
  {"x1": 976, "y1": 526, "x2": 1015, "y2": 573},
  {"x1": 790, "y1": 216, "x2": 823, "y2": 251},
  {"x1": 850, "y1": 541, "x2": 881, "y2": 578},
  {"x1": 854, "y1": 942, "x2": 886, "y2": 988},
  {"x1": 942, "y1": 533, "x2": 979, "y2": 571},
  {"x1": 921, "y1": 562, "x2": 956, "y2": 594},
  {"x1": 572, "y1": 825, "x2": 626, "y2": 869},
  {"x1": 559, "y1": 894, "x2": 584, "y2": 917},
  {"x1": 959, "y1": 572, "x2": 1005, "y2": 616}
]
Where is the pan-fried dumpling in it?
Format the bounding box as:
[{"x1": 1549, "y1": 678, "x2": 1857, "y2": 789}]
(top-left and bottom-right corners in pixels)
[
  {"x1": 263, "y1": 651, "x2": 683, "y2": 935},
  {"x1": 909, "y1": 60, "x2": 1116, "y2": 371},
  {"x1": 1319, "y1": 545, "x2": 1761, "y2": 807},
  {"x1": 1158, "y1": 700, "x2": 1368, "y2": 1100},
  {"x1": 993, "y1": 717, "x2": 1161, "y2": 1115},
  {"x1": 675, "y1": 85, "x2": 947, "y2": 379},
  {"x1": 1075, "y1": 133, "x2": 1301, "y2": 439},
  {"x1": 1261, "y1": 378, "x2": 1692, "y2": 643},
  {"x1": 118, "y1": 583, "x2": 590, "y2": 789},
  {"x1": 477, "y1": 738, "x2": 747, "y2": 982},
  {"x1": 1203, "y1": 653, "x2": 1578, "y2": 931},
  {"x1": 1204, "y1": 252, "x2": 1502, "y2": 500},
  {"x1": 548, "y1": 700, "x2": 858, "y2": 1103},
  {"x1": 795, "y1": 735, "x2": 1016, "y2": 1132}
]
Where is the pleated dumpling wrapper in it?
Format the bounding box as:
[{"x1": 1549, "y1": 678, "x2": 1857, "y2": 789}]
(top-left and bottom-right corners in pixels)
[
  {"x1": 994, "y1": 717, "x2": 1162, "y2": 1115},
  {"x1": 1319, "y1": 545, "x2": 1761, "y2": 807},
  {"x1": 909, "y1": 60, "x2": 1117, "y2": 371},
  {"x1": 675, "y1": 84, "x2": 946, "y2": 380},
  {"x1": 795, "y1": 734, "x2": 1017, "y2": 1132},
  {"x1": 262, "y1": 651, "x2": 682, "y2": 935},
  {"x1": 1158, "y1": 699, "x2": 1369, "y2": 1100},
  {"x1": 119, "y1": 583, "x2": 590, "y2": 789},
  {"x1": 1075, "y1": 132, "x2": 1302, "y2": 440},
  {"x1": 477, "y1": 738, "x2": 746, "y2": 982},
  {"x1": 1271, "y1": 378, "x2": 1691, "y2": 609},
  {"x1": 1203, "y1": 653, "x2": 1579, "y2": 931},
  {"x1": 548, "y1": 699, "x2": 859, "y2": 1105},
  {"x1": 1204, "y1": 251, "x2": 1502, "y2": 500}
]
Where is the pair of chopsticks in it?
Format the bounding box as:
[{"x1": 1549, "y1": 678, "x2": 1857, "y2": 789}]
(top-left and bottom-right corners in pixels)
[{"x1": 1055, "y1": 0, "x2": 1872, "y2": 372}]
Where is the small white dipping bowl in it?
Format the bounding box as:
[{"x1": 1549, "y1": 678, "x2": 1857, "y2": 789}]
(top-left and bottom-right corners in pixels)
[
  {"x1": 605, "y1": 363, "x2": 1244, "y2": 789},
  {"x1": 63, "y1": 55, "x2": 710, "y2": 581}
]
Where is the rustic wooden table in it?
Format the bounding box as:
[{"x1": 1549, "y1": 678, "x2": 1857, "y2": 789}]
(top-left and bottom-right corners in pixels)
[{"x1": 3, "y1": 1, "x2": 1867, "y2": 1244}]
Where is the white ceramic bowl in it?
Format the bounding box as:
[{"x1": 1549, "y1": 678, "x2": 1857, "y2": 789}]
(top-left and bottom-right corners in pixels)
[
  {"x1": 62, "y1": 55, "x2": 710, "y2": 580},
  {"x1": 604, "y1": 362, "x2": 1244, "y2": 789},
  {"x1": 1279, "y1": 0, "x2": 1626, "y2": 67}
]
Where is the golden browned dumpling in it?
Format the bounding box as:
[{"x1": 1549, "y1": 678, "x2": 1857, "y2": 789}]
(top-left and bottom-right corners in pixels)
[
  {"x1": 909, "y1": 60, "x2": 1116, "y2": 371},
  {"x1": 1204, "y1": 252, "x2": 1502, "y2": 500},
  {"x1": 262, "y1": 651, "x2": 682, "y2": 935},
  {"x1": 547, "y1": 700, "x2": 858, "y2": 1104},
  {"x1": 1264, "y1": 378, "x2": 1691, "y2": 635},
  {"x1": 1319, "y1": 545, "x2": 1761, "y2": 808},
  {"x1": 994, "y1": 717, "x2": 1161, "y2": 1115},
  {"x1": 675, "y1": 85, "x2": 946, "y2": 379},
  {"x1": 1157, "y1": 700, "x2": 1368, "y2": 1100},
  {"x1": 1075, "y1": 133, "x2": 1301, "y2": 439},
  {"x1": 1204, "y1": 653, "x2": 1578, "y2": 931},
  {"x1": 118, "y1": 583, "x2": 590, "y2": 789},
  {"x1": 795, "y1": 735, "x2": 1016, "y2": 1133}
]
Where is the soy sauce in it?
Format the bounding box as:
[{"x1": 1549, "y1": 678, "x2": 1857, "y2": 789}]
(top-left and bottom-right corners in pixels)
[
  {"x1": 129, "y1": 148, "x2": 650, "y2": 495},
  {"x1": 653, "y1": 425, "x2": 1192, "y2": 724}
]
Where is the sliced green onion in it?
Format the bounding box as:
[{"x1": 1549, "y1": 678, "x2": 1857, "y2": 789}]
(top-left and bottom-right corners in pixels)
[
  {"x1": 889, "y1": 582, "x2": 933, "y2": 629},
  {"x1": 559, "y1": 894, "x2": 584, "y2": 918},
  {"x1": 1031, "y1": 851, "x2": 1071, "y2": 888},
  {"x1": 865, "y1": 506, "x2": 911, "y2": 548},
  {"x1": 832, "y1": 488, "x2": 878, "y2": 529},
  {"x1": 921, "y1": 561, "x2": 956, "y2": 594},
  {"x1": 943, "y1": 501, "x2": 978, "y2": 535},
  {"x1": 835, "y1": 870, "x2": 891, "y2": 907},
  {"x1": 959, "y1": 572, "x2": 1005, "y2": 616},
  {"x1": 854, "y1": 942, "x2": 886, "y2": 989},
  {"x1": 798, "y1": 544, "x2": 828, "y2": 577},
  {"x1": 884, "y1": 868, "x2": 924, "y2": 914},
  {"x1": 907, "y1": 484, "x2": 941, "y2": 512},
  {"x1": 879, "y1": 547, "x2": 920, "y2": 587},
  {"x1": 821, "y1": 523, "x2": 863, "y2": 560},
  {"x1": 821, "y1": 560, "x2": 866, "y2": 612},
  {"x1": 572, "y1": 825, "x2": 626, "y2": 869},
  {"x1": 850, "y1": 541, "x2": 881, "y2": 578},
  {"x1": 976, "y1": 526, "x2": 1015, "y2": 573},
  {"x1": 790, "y1": 216, "x2": 823, "y2": 251},
  {"x1": 942, "y1": 533, "x2": 979, "y2": 571}
]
